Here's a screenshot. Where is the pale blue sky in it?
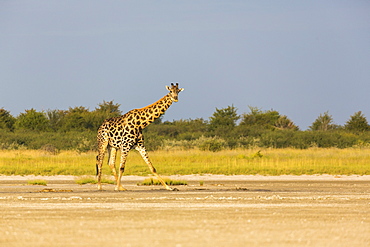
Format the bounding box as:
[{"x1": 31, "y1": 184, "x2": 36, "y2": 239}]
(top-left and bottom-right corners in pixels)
[{"x1": 1, "y1": 0, "x2": 369, "y2": 129}]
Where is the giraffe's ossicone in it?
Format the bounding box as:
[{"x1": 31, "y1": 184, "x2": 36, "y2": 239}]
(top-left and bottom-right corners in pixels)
[{"x1": 96, "y1": 83, "x2": 184, "y2": 191}]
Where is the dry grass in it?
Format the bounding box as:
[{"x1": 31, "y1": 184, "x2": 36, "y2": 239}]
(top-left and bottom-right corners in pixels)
[{"x1": 0, "y1": 148, "x2": 369, "y2": 176}]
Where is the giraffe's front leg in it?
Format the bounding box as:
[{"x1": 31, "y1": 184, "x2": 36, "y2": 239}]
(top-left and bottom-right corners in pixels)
[
  {"x1": 115, "y1": 147, "x2": 130, "y2": 191},
  {"x1": 135, "y1": 145, "x2": 176, "y2": 191},
  {"x1": 116, "y1": 168, "x2": 127, "y2": 191}
]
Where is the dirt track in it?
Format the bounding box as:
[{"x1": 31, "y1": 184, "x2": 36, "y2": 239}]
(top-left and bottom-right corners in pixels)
[{"x1": 0, "y1": 175, "x2": 369, "y2": 247}]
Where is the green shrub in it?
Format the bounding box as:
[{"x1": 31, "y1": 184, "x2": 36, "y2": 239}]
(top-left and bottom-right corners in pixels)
[
  {"x1": 197, "y1": 136, "x2": 226, "y2": 152},
  {"x1": 75, "y1": 177, "x2": 115, "y2": 185},
  {"x1": 41, "y1": 144, "x2": 59, "y2": 155},
  {"x1": 138, "y1": 178, "x2": 187, "y2": 186},
  {"x1": 27, "y1": 180, "x2": 47, "y2": 186}
]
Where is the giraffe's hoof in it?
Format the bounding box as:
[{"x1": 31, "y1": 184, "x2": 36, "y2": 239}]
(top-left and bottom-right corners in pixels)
[
  {"x1": 170, "y1": 187, "x2": 179, "y2": 191},
  {"x1": 115, "y1": 186, "x2": 127, "y2": 191}
]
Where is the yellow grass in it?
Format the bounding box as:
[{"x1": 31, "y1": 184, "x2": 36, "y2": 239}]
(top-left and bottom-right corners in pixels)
[{"x1": 0, "y1": 148, "x2": 369, "y2": 176}]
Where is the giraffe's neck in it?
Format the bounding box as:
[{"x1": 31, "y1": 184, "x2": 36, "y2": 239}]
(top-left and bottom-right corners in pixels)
[{"x1": 136, "y1": 94, "x2": 173, "y2": 129}]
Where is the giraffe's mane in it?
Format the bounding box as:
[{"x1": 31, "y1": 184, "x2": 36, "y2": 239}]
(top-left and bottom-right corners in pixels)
[{"x1": 138, "y1": 94, "x2": 170, "y2": 111}]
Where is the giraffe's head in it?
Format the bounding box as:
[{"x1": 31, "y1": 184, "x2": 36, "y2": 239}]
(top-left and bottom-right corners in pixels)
[{"x1": 166, "y1": 83, "x2": 184, "y2": 102}]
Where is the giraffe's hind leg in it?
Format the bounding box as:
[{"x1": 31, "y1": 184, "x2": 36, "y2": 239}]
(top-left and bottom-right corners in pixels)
[
  {"x1": 96, "y1": 141, "x2": 108, "y2": 190},
  {"x1": 107, "y1": 146, "x2": 119, "y2": 181},
  {"x1": 115, "y1": 146, "x2": 130, "y2": 191},
  {"x1": 135, "y1": 145, "x2": 176, "y2": 191}
]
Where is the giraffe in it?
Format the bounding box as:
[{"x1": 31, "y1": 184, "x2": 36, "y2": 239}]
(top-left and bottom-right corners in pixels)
[{"x1": 96, "y1": 83, "x2": 184, "y2": 191}]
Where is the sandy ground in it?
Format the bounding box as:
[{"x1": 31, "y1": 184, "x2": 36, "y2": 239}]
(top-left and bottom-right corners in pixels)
[{"x1": 0, "y1": 175, "x2": 369, "y2": 247}]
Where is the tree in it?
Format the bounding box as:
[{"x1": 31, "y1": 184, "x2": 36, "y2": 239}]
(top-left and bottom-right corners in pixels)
[
  {"x1": 46, "y1": 109, "x2": 66, "y2": 131},
  {"x1": 274, "y1": 115, "x2": 299, "y2": 130},
  {"x1": 60, "y1": 106, "x2": 90, "y2": 131},
  {"x1": 15, "y1": 109, "x2": 50, "y2": 131},
  {"x1": 90, "y1": 100, "x2": 122, "y2": 130},
  {"x1": 95, "y1": 100, "x2": 121, "y2": 116},
  {"x1": 240, "y1": 106, "x2": 298, "y2": 130},
  {"x1": 0, "y1": 108, "x2": 16, "y2": 131},
  {"x1": 208, "y1": 105, "x2": 240, "y2": 137},
  {"x1": 309, "y1": 111, "x2": 336, "y2": 131},
  {"x1": 344, "y1": 111, "x2": 370, "y2": 132},
  {"x1": 240, "y1": 107, "x2": 279, "y2": 128}
]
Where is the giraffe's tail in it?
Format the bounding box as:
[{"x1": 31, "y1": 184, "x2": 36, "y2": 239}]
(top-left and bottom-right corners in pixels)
[{"x1": 96, "y1": 156, "x2": 99, "y2": 176}]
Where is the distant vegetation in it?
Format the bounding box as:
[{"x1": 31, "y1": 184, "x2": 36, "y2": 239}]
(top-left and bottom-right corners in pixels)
[{"x1": 1, "y1": 102, "x2": 370, "y2": 152}]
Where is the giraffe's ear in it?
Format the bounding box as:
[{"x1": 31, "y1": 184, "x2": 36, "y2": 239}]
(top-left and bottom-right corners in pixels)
[
  {"x1": 179, "y1": 88, "x2": 184, "y2": 92},
  {"x1": 166, "y1": 85, "x2": 171, "y2": 91}
]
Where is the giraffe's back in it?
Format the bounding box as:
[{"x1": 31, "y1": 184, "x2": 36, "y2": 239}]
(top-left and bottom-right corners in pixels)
[{"x1": 97, "y1": 112, "x2": 140, "y2": 148}]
